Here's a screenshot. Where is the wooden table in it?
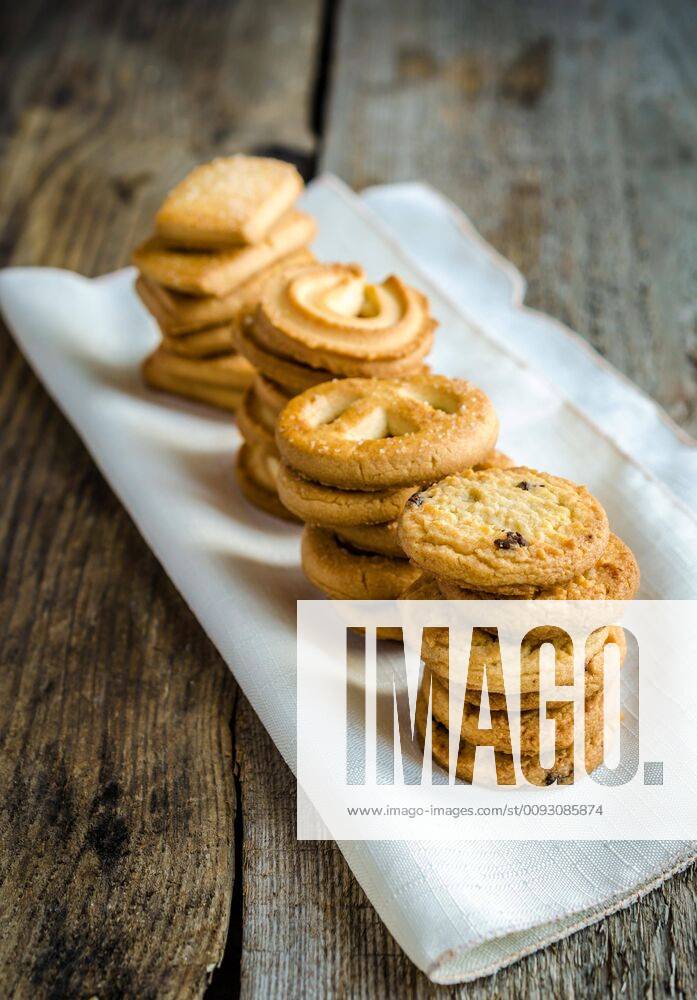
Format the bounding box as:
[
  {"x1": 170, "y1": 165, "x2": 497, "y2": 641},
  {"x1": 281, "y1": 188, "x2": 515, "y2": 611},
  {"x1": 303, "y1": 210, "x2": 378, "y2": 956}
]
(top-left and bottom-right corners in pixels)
[{"x1": 1, "y1": 1, "x2": 695, "y2": 996}]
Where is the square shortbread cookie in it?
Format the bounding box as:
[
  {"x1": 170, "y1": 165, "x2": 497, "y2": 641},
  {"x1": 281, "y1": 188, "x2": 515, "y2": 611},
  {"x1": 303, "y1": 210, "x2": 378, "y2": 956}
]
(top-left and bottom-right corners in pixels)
[{"x1": 154, "y1": 155, "x2": 304, "y2": 248}]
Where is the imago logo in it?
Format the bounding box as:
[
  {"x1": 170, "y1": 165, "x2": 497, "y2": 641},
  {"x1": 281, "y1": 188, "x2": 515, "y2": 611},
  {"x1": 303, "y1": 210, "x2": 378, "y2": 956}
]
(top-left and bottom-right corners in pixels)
[
  {"x1": 346, "y1": 623, "x2": 639, "y2": 789},
  {"x1": 297, "y1": 600, "x2": 694, "y2": 841}
]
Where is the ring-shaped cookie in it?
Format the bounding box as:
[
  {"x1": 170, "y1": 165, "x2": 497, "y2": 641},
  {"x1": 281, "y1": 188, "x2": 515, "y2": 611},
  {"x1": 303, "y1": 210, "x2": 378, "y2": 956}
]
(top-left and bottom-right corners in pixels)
[
  {"x1": 301, "y1": 526, "x2": 420, "y2": 600},
  {"x1": 276, "y1": 375, "x2": 499, "y2": 490}
]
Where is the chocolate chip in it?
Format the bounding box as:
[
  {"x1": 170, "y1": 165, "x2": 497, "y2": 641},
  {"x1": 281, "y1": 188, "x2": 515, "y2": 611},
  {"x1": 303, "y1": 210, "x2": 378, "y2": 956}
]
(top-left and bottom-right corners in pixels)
[
  {"x1": 407, "y1": 492, "x2": 425, "y2": 507},
  {"x1": 517, "y1": 480, "x2": 530, "y2": 490},
  {"x1": 494, "y1": 530, "x2": 527, "y2": 550},
  {"x1": 544, "y1": 772, "x2": 557, "y2": 786}
]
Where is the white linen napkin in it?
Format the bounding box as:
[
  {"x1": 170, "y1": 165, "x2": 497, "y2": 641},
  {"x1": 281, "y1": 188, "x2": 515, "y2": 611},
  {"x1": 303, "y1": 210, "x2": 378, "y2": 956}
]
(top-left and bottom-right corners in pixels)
[{"x1": 1, "y1": 175, "x2": 695, "y2": 984}]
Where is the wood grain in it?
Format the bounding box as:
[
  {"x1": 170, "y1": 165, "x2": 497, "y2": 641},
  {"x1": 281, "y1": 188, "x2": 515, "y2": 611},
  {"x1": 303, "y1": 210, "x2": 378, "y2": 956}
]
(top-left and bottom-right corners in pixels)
[
  {"x1": 319, "y1": 0, "x2": 697, "y2": 994},
  {"x1": 322, "y1": 0, "x2": 697, "y2": 435},
  {"x1": 234, "y1": 692, "x2": 697, "y2": 999},
  {"x1": 2, "y1": 0, "x2": 696, "y2": 996},
  {"x1": 0, "y1": 0, "x2": 321, "y2": 996}
]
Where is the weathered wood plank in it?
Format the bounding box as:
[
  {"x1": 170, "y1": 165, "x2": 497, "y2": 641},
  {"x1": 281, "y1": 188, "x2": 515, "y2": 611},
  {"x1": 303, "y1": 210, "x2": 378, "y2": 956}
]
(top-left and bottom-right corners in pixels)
[
  {"x1": 235, "y1": 690, "x2": 697, "y2": 999},
  {"x1": 322, "y1": 0, "x2": 697, "y2": 435},
  {"x1": 0, "y1": 0, "x2": 321, "y2": 996},
  {"x1": 313, "y1": 0, "x2": 697, "y2": 993}
]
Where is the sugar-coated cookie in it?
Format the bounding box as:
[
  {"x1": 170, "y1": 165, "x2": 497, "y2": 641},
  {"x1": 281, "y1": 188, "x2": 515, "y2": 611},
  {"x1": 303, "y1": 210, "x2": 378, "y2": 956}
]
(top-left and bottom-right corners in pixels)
[
  {"x1": 155, "y1": 155, "x2": 304, "y2": 248},
  {"x1": 276, "y1": 376, "x2": 499, "y2": 490},
  {"x1": 133, "y1": 211, "x2": 316, "y2": 297},
  {"x1": 399, "y1": 467, "x2": 609, "y2": 591}
]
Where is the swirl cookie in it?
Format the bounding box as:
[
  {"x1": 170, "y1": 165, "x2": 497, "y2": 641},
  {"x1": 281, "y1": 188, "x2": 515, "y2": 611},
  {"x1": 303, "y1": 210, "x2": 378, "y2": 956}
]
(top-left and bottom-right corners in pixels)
[
  {"x1": 142, "y1": 346, "x2": 254, "y2": 411},
  {"x1": 234, "y1": 318, "x2": 333, "y2": 393},
  {"x1": 135, "y1": 249, "x2": 315, "y2": 336},
  {"x1": 275, "y1": 450, "x2": 513, "y2": 528},
  {"x1": 399, "y1": 467, "x2": 609, "y2": 591},
  {"x1": 155, "y1": 155, "x2": 304, "y2": 248},
  {"x1": 301, "y1": 527, "x2": 420, "y2": 600},
  {"x1": 236, "y1": 443, "x2": 299, "y2": 522},
  {"x1": 415, "y1": 682, "x2": 609, "y2": 786},
  {"x1": 133, "y1": 210, "x2": 316, "y2": 297},
  {"x1": 253, "y1": 262, "x2": 435, "y2": 376},
  {"x1": 276, "y1": 376, "x2": 499, "y2": 490}
]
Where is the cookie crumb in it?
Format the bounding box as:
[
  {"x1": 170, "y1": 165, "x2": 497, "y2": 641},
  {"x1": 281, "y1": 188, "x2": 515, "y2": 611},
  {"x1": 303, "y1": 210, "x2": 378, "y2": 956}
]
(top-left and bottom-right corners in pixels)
[{"x1": 494, "y1": 530, "x2": 527, "y2": 549}]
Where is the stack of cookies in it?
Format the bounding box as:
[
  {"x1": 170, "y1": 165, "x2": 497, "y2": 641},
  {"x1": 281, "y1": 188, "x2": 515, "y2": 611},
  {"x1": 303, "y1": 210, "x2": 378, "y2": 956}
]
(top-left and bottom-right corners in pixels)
[
  {"x1": 134, "y1": 155, "x2": 317, "y2": 411},
  {"x1": 232, "y1": 261, "x2": 438, "y2": 517},
  {"x1": 235, "y1": 374, "x2": 298, "y2": 520},
  {"x1": 397, "y1": 466, "x2": 640, "y2": 784},
  {"x1": 274, "y1": 374, "x2": 500, "y2": 599}
]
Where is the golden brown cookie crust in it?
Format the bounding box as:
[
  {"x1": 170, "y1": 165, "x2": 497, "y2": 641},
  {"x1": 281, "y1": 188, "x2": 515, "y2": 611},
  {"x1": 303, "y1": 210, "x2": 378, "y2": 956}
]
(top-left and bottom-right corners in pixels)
[
  {"x1": 276, "y1": 376, "x2": 499, "y2": 490},
  {"x1": 435, "y1": 626, "x2": 625, "y2": 711},
  {"x1": 422, "y1": 623, "x2": 610, "y2": 693},
  {"x1": 234, "y1": 318, "x2": 333, "y2": 393},
  {"x1": 398, "y1": 467, "x2": 610, "y2": 591},
  {"x1": 436, "y1": 534, "x2": 639, "y2": 602},
  {"x1": 161, "y1": 324, "x2": 237, "y2": 359},
  {"x1": 236, "y1": 443, "x2": 299, "y2": 522},
  {"x1": 136, "y1": 250, "x2": 315, "y2": 336},
  {"x1": 274, "y1": 451, "x2": 512, "y2": 528},
  {"x1": 416, "y1": 686, "x2": 609, "y2": 787},
  {"x1": 142, "y1": 347, "x2": 252, "y2": 411},
  {"x1": 254, "y1": 375, "x2": 294, "y2": 417},
  {"x1": 253, "y1": 262, "x2": 436, "y2": 375},
  {"x1": 276, "y1": 463, "x2": 418, "y2": 527},
  {"x1": 155, "y1": 155, "x2": 304, "y2": 248},
  {"x1": 429, "y1": 669, "x2": 607, "y2": 754},
  {"x1": 133, "y1": 210, "x2": 316, "y2": 297},
  {"x1": 237, "y1": 383, "x2": 277, "y2": 449},
  {"x1": 335, "y1": 520, "x2": 403, "y2": 558},
  {"x1": 301, "y1": 526, "x2": 421, "y2": 600}
]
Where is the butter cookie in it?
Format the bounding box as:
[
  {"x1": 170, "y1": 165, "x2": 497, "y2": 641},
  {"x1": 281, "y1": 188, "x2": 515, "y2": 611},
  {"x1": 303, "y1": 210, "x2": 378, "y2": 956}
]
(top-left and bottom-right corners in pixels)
[
  {"x1": 155, "y1": 155, "x2": 304, "y2": 248},
  {"x1": 133, "y1": 210, "x2": 316, "y2": 297},
  {"x1": 399, "y1": 467, "x2": 609, "y2": 591},
  {"x1": 276, "y1": 376, "x2": 499, "y2": 490}
]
